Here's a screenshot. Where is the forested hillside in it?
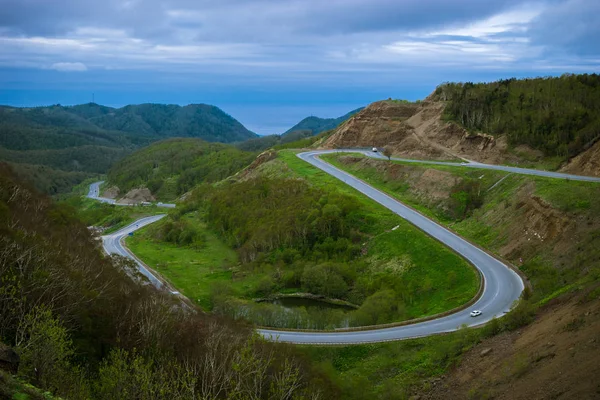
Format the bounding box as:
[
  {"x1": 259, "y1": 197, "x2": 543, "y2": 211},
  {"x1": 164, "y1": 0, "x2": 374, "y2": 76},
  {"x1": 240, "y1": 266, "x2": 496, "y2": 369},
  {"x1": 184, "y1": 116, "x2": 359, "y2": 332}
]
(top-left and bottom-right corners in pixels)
[
  {"x1": 234, "y1": 108, "x2": 361, "y2": 153},
  {"x1": 282, "y1": 108, "x2": 363, "y2": 137},
  {"x1": 70, "y1": 103, "x2": 257, "y2": 142},
  {"x1": 0, "y1": 103, "x2": 257, "y2": 194},
  {"x1": 436, "y1": 74, "x2": 600, "y2": 158},
  {"x1": 107, "y1": 138, "x2": 257, "y2": 199},
  {"x1": 0, "y1": 163, "x2": 331, "y2": 399}
]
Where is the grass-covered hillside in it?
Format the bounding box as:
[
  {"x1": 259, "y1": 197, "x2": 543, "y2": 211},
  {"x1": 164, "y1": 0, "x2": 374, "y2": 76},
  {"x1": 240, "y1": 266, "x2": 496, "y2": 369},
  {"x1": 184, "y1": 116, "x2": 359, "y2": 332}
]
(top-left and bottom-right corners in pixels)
[
  {"x1": 127, "y1": 150, "x2": 478, "y2": 329},
  {"x1": 324, "y1": 153, "x2": 600, "y2": 306},
  {"x1": 0, "y1": 162, "x2": 331, "y2": 400},
  {"x1": 0, "y1": 102, "x2": 257, "y2": 195},
  {"x1": 107, "y1": 138, "x2": 257, "y2": 200},
  {"x1": 311, "y1": 152, "x2": 600, "y2": 399},
  {"x1": 436, "y1": 74, "x2": 600, "y2": 158}
]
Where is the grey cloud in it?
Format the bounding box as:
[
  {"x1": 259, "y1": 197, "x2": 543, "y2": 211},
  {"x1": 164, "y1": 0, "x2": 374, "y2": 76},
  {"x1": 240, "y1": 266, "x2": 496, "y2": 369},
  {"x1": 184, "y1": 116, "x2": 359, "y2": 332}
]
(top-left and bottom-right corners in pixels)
[
  {"x1": 0, "y1": 0, "x2": 524, "y2": 41},
  {"x1": 528, "y1": 0, "x2": 600, "y2": 56},
  {"x1": 290, "y1": 0, "x2": 524, "y2": 34}
]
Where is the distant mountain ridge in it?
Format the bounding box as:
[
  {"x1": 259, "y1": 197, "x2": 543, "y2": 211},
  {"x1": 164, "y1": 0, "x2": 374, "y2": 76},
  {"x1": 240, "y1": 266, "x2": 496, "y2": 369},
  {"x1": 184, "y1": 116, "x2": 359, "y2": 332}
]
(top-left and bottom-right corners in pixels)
[
  {"x1": 282, "y1": 108, "x2": 363, "y2": 137},
  {"x1": 0, "y1": 102, "x2": 257, "y2": 193}
]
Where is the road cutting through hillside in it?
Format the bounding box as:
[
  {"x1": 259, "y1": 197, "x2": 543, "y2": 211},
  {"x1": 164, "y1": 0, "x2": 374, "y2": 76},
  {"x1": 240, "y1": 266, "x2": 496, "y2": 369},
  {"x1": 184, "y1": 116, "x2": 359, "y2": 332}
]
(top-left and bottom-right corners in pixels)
[{"x1": 92, "y1": 150, "x2": 600, "y2": 344}]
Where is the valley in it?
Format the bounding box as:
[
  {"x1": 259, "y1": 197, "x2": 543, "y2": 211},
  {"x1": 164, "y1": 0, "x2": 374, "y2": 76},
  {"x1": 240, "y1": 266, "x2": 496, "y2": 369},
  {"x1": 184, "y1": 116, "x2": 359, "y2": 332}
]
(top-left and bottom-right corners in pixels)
[{"x1": 2, "y1": 74, "x2": 600, "y2": 399}]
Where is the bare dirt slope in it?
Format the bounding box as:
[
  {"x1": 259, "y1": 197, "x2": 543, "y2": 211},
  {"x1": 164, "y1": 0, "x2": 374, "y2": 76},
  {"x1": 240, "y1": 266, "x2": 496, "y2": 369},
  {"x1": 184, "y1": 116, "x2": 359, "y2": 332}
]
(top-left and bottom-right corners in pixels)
[
  {"x1": 320, "y1": 101, "x2": 448, "y2": 159},
  {"x1": 405, "y1": 101, "x2": 521, "y2": 164},
  {"x1": 116, "y1": 187, "x2": 155, "y2": 205},
  {"x1": 426, "y1": 289, "x2": 600, "y2": 400},
  {"x1": 561, "y1": 140, "x2": 600, "y2": 177},
  {"x1": 322, "y1": 99, "x2": 539, "y2": 164},
  {"x1": 102, "y1": 186, "x2": 120, "y2": 199}
]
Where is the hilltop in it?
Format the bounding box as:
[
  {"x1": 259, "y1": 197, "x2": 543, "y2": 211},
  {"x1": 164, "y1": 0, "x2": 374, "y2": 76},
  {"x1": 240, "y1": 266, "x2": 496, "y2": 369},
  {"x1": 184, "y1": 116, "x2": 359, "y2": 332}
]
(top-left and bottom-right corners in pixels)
[
  {"x1": 322, "y1": 74, "x2": 600, "y2": 175},
  {"x1": 282, "y1": 108, "x2": 363, "y2": 138},
  {"x1": 0, "y1": 103, "x2": 257, "y2": 193},
  {"x1": 106, "y1": 138, "x2": 257, "y2": 201}
]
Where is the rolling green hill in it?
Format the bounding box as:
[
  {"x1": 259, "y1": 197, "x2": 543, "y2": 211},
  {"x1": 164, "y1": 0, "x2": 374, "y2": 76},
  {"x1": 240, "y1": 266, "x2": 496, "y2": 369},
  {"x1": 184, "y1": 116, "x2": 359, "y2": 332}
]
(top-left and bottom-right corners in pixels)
[
  {"x1": 107, "y1": 138, "x2": 257, "y2": 200},
  {"x1": 282, "y1": 108, "x2": 363, "y2": 138},
  {"x1": 0, "y1": 103, "x2": 257, "y2": 194}
]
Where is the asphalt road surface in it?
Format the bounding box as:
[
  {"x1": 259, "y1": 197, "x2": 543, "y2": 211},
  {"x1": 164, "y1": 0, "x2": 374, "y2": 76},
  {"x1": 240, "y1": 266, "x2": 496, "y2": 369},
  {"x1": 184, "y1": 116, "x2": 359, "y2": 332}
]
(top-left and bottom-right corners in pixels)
[
  {"x1": 356, "y1": 149, "x2": 600, "y2": 183},
  {"x1": 101, "y1": 215, "x2": 167, "y2": 288},
  {"x1": 257, "y1": 150, "x2": 527, "y2": 344}
]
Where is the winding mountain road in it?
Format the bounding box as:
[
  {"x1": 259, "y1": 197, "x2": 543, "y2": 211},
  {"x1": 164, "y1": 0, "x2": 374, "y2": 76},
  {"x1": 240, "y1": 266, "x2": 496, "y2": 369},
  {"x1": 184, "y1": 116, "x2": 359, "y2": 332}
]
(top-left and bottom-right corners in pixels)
[
  {"x1": 102, "y1": 215, "x2": 167, "y2": 288},
  {"x1": 258, "y1": 150, "x2": 526, "y2": 344},
  {"x1": 90, "y1": 150, "x2": 600, "y2": 344}
]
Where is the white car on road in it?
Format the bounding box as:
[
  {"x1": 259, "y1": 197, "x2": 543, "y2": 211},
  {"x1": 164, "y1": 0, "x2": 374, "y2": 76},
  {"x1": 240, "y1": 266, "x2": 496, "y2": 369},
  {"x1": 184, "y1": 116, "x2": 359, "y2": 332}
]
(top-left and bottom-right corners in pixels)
[{"x1": 470, "y1": 310, "x2": 482, "y2": 317}]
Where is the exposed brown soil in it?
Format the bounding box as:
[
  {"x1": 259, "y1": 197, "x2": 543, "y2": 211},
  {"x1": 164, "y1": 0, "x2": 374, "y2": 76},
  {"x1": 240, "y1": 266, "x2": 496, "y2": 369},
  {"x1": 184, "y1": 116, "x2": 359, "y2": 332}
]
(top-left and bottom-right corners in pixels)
[
  {"x1": 426, "y1": 290, "x2": 600, "y2": 400},
  {"x1": 561, "y1": 140, "x2": 600, "y2": 177},
  {"x1": 102, "y1": 186, "x2": 120, "y2": 199},
  {"x1": 116, "y1": 187, "x2": 155, "y2": 205},
  {"x1": 322, "y1": 99, "x2": 539, "y2": 165},
  {"x1": 497, "y1": 185, "x2": 576, "y2": 262},
  {"x1": 320, "y1": 101, "x2": 446, "y2": 158}
]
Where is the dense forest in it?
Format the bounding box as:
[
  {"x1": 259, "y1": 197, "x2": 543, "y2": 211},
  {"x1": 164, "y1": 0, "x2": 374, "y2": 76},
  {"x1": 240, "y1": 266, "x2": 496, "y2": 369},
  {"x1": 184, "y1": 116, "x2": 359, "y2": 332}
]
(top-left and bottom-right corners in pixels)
[
  {"x1": 0, "y1": 103, "x2": 257, "y2": 194},
  {"x1": 107, "y1": 138, "x2": 257, "y2": 199},
  {"x1": 0, "y1": 163, "x2": 332, "y2": 399},
  {"x1": 436, "y1": 74, "x2": 600, "y2": 157}
]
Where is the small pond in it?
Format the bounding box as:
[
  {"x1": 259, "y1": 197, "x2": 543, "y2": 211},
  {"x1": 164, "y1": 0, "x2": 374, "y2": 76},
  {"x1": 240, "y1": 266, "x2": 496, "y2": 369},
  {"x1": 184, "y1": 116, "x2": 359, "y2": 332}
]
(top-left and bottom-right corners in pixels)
[{"x1": 270, "y1": 297, "x2": 356, "y2": 312}]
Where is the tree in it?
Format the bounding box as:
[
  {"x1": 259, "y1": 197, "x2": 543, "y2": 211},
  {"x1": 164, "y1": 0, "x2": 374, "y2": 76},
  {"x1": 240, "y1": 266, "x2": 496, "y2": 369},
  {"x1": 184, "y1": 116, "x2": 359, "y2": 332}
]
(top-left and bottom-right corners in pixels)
[{"x1": 382, "y1": 146, "x2": 393, "y2": 161}]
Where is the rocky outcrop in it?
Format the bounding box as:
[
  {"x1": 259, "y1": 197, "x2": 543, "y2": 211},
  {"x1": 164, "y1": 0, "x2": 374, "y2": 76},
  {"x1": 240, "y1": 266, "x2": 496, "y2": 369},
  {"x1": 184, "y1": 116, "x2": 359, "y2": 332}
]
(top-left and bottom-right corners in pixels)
[
  {"x1": 561, "y1": 139, "x2": 600, "y2": 177},
  {"x1": 116, "y1": 187, "x2": 156, "y2": 205},
  {"x1": 322, "y1": 101, "x2": 420, "y2": 150}
]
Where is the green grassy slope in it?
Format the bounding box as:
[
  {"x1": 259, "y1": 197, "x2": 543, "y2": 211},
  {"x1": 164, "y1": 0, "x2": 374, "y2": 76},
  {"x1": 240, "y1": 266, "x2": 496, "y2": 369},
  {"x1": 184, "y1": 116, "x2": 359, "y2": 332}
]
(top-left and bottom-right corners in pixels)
[
  {"x1": 127, "y1": 150, "x2": 478, "y2": 329},
  {"x1": 107, "y1": 138, "x2": 257, "y2": 200}
]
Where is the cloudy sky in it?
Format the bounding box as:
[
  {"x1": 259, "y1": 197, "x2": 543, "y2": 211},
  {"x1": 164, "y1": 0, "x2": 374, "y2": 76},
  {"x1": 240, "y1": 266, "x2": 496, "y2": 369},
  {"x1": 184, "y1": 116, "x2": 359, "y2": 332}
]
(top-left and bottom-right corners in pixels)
[{"x1": 1, "y1": 0, "x2": 599, "y2": 134}]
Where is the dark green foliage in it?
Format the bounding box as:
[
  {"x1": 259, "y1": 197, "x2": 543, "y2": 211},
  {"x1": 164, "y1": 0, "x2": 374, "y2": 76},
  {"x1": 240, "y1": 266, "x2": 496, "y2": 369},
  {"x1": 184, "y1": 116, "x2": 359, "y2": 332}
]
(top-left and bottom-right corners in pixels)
[
  {"x1": 235, "y1": 134, "x2": 281, "y2": 152},
  {"x1": 437, "y1": 74, "x2": 600, "y2": 157},
  {"x1": 0, "y1": 145, "x2": 130, "y2": 174},
  {"x1": 0, "y1": 164, "x2": 332, "y2": 399},
  {"x1": 448, "y1": 179, "x2": 484, "y2": 219},
  {"x1": 8, "y1": 163, "x2": 90, "y2": 195},
  {"x1": 156, "y1": 219, "x2": 204, "y2": 247},
  {"x1": 0, "y1": 102, "x2": 256, "y2": 195},
  {"x1": 206, "y1": 177, "x2": 364, "y2": 263},
  {"x1": 107, "y1": 138, "x2": 257, "y2": 198},
  {"x1": 80, "y1": 103, "x2": 256, "y2": 142},
  {"x1": 301, "y1": 263, "x2": 349, "y2": 299}
]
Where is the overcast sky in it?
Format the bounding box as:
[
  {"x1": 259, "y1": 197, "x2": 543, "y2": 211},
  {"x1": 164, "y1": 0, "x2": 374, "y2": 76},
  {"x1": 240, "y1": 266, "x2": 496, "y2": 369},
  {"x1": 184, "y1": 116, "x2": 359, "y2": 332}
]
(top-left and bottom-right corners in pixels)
[{"x1": 1, "y1": 0, "x2": 599, "y2": 134}]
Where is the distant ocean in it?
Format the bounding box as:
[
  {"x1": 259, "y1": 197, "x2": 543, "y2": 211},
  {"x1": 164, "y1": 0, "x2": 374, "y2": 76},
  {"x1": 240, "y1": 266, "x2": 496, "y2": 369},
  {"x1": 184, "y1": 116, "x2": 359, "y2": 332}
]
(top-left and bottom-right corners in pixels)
[{"x1": 218, "y1": 103, "x2": 365, "y2": 136}]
